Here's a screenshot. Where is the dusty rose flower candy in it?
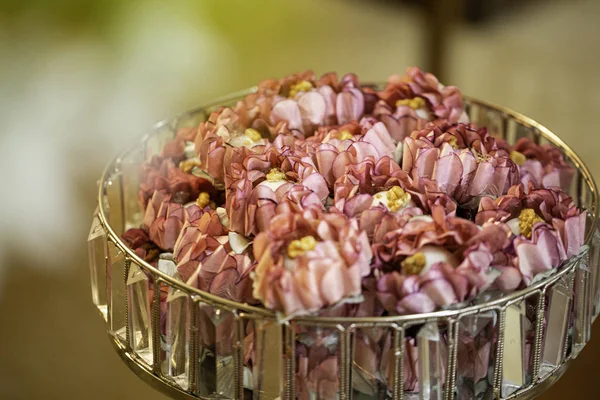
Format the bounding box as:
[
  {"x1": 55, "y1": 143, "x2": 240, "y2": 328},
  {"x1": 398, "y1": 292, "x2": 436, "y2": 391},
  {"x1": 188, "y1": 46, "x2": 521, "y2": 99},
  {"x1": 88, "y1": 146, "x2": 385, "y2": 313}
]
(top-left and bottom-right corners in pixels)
[
  {"x1": 251, "y1": 206, "x2": 372, "y2": 316},
  {"x1": 305, "y1": 124, "x2": 402, "y2": 188},
  {"x1": 225, "y1": 145, "x2": 328, "y2": 237},
  {"x1": 402, "y1": 123, "x2": 519, "y2": 205},
  {"x1": 121, "y1": 228, "x2": 160, "y2": 263},
  {"x1": 138, "y1": 156, "x2": 219, "y2": 207},
  {"x1": 375, "y1": 208, "x2": 507, "y2": 314},
  {"x1": 476, "y1": 183, "x2": 586, "y2": 284},
  {"x1": 511, "y1": 137, "x2": 575, "y2": 191},
  {"x1": 374, "y1": 67, "x2": 469, "y2": 142},
  {"x1": 172, "y1": 208, "x2": 229, "y2": 282},
  {"x1": 193, "y1": 107, "x2": 270, "y2": 184},
  {"x1": 266, "y1": 71, "x2": 366, "y2": 135},
  {"x1": 332, "y1": 156, "x2": 458, "y2": 225},
  {"x1": 142, "y1": 190, "x2": 205, "y2": 251}
]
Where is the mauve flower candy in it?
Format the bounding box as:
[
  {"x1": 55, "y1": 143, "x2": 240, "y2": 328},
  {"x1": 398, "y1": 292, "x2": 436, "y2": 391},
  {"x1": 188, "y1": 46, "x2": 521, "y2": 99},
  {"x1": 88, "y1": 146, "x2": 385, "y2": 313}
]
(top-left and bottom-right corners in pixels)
[
  {"x1": 374, "y1": 67, "x2": 469, "y2": 142},
  {"x1": 512, "y1": 137, "x2": 575, "y2": 191},
  {"x1": 138, "y1": 156, "x2": 218, "y2": 208},
  {"x1": 402, "y1": 122, "x2": 519, "y2": 205},
  {"x1": 252, "y1": 206, "x2": 372, "y2": 316}
]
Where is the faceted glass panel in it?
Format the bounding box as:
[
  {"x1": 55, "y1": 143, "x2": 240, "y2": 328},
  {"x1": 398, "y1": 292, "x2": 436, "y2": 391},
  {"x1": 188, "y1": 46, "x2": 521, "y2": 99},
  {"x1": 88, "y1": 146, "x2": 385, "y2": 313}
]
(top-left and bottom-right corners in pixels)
[
  {"x1": 196, "y1": 303, "x2": 235, "y2": 398},
  {"x1": 295, "y1": 325, "x2": 339, "y2": 400},
  {"x1": 174, "y1": 109, "x2": 206, "y2": 131},
  {"x1": 501, "y1": 296, "x2": 537, "y2": 397},
  {"x1": 477, "y1": 108, "x2": 505, "y2": 139},
  {"x1": 166, "y1": 286, "x2": 189, "y2": 389},
  {"x1": 120, "y1": 147, "x2": 145, "y2": 230},
  {"x1": 127, "y1": 262, "x2": 152, "y2": 365},
  {"x1": 107, "y1": 241, "x2": 127, "y2": 342},
  {"x1": 417, "y1": 323, "x2": 444, "y2": 400},
  {"x1": 567, "y1": 167, "x2": 581, "y2": 203},
  {"x1": 515, "y1": 124, "x2": 537, "y2": 144},
  {"x1": 352, "y1": 327, "x2": 391, "y2": 399},
  {"x1": 105, "y1": 177, "x2": 124, "y2": 236},
  {"x1": 402, "y1": 337, "x2": 420, "y2": 398},
  {"x1": 573, "y1": 256, "x2": 592, "y2": 356},
  {"x1": 540, "y1": 275, "x2": 574, "y2": 378},
  {"x1": 88, "y1": 215, "x2": 108, "y2": 320},
  {"x1": 591, "y1": 230, "x2": 600, "y2": 319},
  {"x1": 252, "y1": 320, "x2": 284, "y2": 400},
  {"x1": 150, "y1": 280, "x2": 169, "y2": 369},
  {"x1": 456, "y1": 313, "x2": 497, "y2": 400},
  {"x1": 146, "y1": 123, "x2": 175, "y2": 158}
]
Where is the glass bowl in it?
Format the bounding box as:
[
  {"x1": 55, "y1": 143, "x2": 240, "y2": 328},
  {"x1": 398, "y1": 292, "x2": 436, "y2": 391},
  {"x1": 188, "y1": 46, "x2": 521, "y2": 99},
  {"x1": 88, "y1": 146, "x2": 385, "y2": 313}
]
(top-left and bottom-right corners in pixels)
[{"x1": 88, "y1": 88, "x2": 600, "y2": 400}]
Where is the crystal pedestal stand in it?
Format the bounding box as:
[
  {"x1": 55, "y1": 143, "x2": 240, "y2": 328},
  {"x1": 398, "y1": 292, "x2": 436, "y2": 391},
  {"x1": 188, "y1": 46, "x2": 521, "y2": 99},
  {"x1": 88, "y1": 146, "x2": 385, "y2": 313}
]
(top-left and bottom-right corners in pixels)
[{"x1": 89, "y1": 91, "x2": 599, "y2": 400}]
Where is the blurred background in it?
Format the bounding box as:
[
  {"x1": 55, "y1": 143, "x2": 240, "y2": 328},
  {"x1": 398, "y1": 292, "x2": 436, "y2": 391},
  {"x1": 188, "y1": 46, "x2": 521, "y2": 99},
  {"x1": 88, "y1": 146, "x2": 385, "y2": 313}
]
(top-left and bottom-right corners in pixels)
[{"x1": 0, "y1": 0, "x2": 599, "y2": 398}]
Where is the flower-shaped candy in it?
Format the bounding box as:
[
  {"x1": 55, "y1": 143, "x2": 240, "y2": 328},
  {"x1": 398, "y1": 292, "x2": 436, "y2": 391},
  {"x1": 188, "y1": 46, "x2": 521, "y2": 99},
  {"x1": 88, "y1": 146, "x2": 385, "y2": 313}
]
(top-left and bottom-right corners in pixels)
[
  {"x1": 475, "y1": 183, "x2": 586, "y2": 284},
  {"x1": 374, "y1": 67, "x2": 469, "y2": 142},
  {"x1": 510, "y1": 137, "x2": 575, "y2": 191},
  {"x1": 194, "y1": 107, "x2": 269, "y2": 184},
  {"x1": 268, "y1": 71, "x2": 366, "y2": 134},
  {"x1": 402, "y1": 123, "x2": 519, "y2": 205},
  {"x1": 138, "y1": 156, "x2": 218, "y2": 207},
  {"x1": 225, "y1": 145, "x2": 329, "y2": 237},
  {"x1": 375, "y1": 209, "x2": 508, "y2": 314},
  {"x1": 142, "y1": 190, "x2": 204, "y2": 251},
  {"x1": 252, "y1": 206, "x2": 373, "y2": 316}
]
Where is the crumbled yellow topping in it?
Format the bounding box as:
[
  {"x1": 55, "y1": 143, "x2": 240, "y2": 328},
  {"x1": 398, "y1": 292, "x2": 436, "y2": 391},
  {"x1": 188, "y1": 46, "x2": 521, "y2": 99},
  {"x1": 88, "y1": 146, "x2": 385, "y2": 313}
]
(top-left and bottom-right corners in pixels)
[
  {"x1": 396, "y1": 97, "x2": 427, "y2": 110},
  {"x1": 386, "y1": 186, "x2": 411, "y2": 212},
  {"x1": 510, "y1": 150, "x2": 527, "y2": 166},
  {"x1": 471, "y1": 149, "x2": 492, "y2": 163},
  {"x1": 448, "y1": 136, "x2": 458, "y2": 149},
  {"x1": 179, "y1": 158, "x2": 202, "y2": 173},
  {"x1": 287, "y1": 236, "x2": 318, "y2": 258},
  {"x1": 519, "y1": 208, "x2": 544, "y2": 239},
  {"x1": 244, "y1": 128, "x2": 262, "y2": 142},
  {"x1": 196, "y1": 192, "x2": 211, "y2": 208},
  {"x1": 266, "y1": 168, "x2": 286, "y2": 182},
  {"x1": 337, "y1": 130, "x2": 354, "y2": 141},
  {"x1": 401, "y1": 252, "x2": 426, "y2": 275},
  {"x1": 289, "y1": 80, "x2": 313, "y2": 97}
]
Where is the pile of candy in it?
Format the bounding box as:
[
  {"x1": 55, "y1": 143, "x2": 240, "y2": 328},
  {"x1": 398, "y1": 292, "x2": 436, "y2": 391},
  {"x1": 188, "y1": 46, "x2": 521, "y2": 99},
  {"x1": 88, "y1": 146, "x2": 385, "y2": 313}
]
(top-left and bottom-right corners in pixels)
[{"x1": 121, "y1": 67, "x2": 585, "y2": 398}]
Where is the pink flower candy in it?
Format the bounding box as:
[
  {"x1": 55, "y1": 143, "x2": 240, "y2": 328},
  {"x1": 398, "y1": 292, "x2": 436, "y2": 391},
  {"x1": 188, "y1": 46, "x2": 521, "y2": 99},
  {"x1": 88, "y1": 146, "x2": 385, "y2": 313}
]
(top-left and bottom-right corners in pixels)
[
  {"x1": 143, "y1": 191, "x2": 203, "y2": 251},
  {"x1": 402, "y1": 123, "x2": 519, "y2": 204},
  {"x1": 512, "y1": 137, "x2": 575, "y2": 191},
  {"x1": 252, "y1": 206, "x2": 373, "y2": 316},
  {"x1": 375, "y1": 210, "x2": 506, "y2": 314},
  {"x1": 374, "y1": 67, "x2": 469, "y2": 142},
  {"x1": 225, "y1": 145, "x2": 329, "y2": 237}
]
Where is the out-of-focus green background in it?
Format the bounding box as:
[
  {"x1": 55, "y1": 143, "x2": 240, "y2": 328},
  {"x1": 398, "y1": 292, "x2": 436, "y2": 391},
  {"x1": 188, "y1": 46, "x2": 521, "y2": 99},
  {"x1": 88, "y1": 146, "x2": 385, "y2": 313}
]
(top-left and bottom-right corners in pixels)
[{"x1": 0, "y1": 0, "x2": 599, "y2": 398}]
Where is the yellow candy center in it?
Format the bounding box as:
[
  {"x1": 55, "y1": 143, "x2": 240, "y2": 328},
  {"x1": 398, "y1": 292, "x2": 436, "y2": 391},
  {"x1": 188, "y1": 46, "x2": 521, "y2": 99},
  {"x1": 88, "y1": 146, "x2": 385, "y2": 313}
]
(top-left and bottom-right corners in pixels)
[
  {"x1": 337, "y1": 130, "x2": 354, "y2": 141},
  {"x1": 396, "y1": 97, "x2": 427, "y2": 110},
  {"x1": 289, "y1": 80, "x2": 313, "y2": 98},
  {"x1": 401, "y1": 252, "x2": 426, "y2": 275},
  {"x1": 386, "y1": 186, "x2": 411, "y2": 212},
  {"x1": 471, "y1": 149, "x2": 492, "y2": 163},
  {"x1": 510, "y1": 150, "x2": 527, "y2": 166},
  {"x1": 266, "y1": 168, "x2": 286, "y2": 182},
  {"x1": 287, "y1": 236, "x2": 318, "y2": 258},
  {"x1": 179, "y1": 158, "x2": 202, "y2": 173},
  {"x1": 448, "y1": 136, "x2": 458, "y2": 149},
  {"x1": 518, "y1": 208, "x2": 544, "y2": 239},
  {"x1": 196, "y1": 192, "x2": 211, "y2": 208},
  {"x1": 244, "y1": 128, "x2": 263, "y2": 142}
]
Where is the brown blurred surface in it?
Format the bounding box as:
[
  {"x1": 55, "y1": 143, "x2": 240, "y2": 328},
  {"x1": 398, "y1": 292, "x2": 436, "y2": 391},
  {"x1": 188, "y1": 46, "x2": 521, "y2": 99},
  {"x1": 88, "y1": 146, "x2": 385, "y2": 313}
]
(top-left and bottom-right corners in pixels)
[{"x1": 0, "y1": 0, "x2": 599, "y2": 399}]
